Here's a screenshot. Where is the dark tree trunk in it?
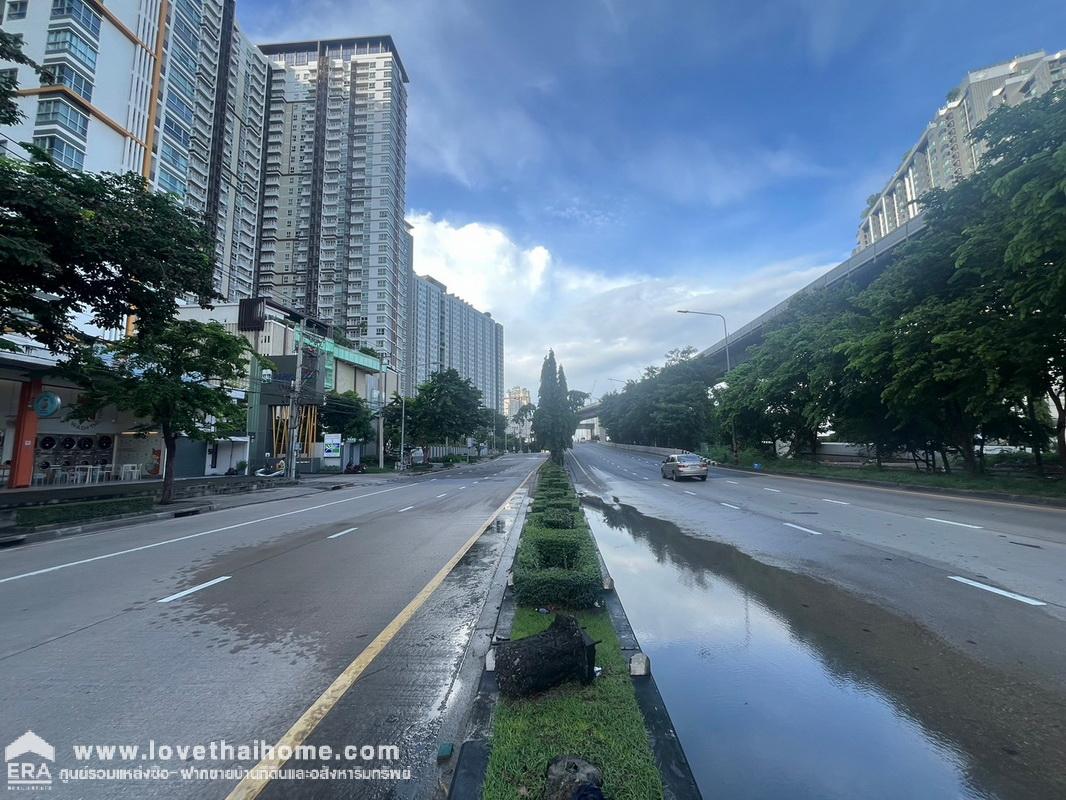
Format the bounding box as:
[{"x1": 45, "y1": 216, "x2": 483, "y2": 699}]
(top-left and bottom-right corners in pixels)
[
  {"x1": 939, "y1": 447, "x2": 952, "y2": 474},
  {"x1": 496, "y1": 614, "x2": 596, "y2": 698},
  {"x1": 161, "y1": 432, "x2": 177, "y2": 505}
]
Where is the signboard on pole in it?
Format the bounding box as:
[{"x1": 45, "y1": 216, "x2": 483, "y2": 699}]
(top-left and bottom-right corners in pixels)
[{"x1": 323, "y1": 433, "x2": 342, "y2": 458}]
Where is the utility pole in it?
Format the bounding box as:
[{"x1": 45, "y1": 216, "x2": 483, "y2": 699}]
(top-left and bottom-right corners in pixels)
[
  {"x1": 288, "y1": 317, "x2": 305, "y2": 481},
  {"x1": 377, "y1": 366, "x2": 385, "y2": 470}
]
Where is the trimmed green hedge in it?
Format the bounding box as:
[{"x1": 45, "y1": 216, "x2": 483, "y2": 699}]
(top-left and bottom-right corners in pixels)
[
  {"x1": 529, "y1": 528, "x2": 585, "y2": 568},
  {"x1": 514, "y1": 463, "x2": 601, "y2": 607},
  {"x1": 16, "y1": 496, "x2": 155, "y2": 528},
  {"x1": 532, "y1": 498, "x2": 580, "y2": 513},
  {"x1": 539, "y1": 508, "x2": 575, "y2": 529}
]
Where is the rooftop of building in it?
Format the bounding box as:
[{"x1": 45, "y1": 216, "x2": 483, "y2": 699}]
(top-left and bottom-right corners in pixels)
[{"x1": 257, "y1": 35, "x2": 409, "y2": 83}]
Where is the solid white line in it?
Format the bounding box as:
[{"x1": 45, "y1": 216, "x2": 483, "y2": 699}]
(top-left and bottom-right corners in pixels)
[
  {"x1": 822, "y1": 498, "x2": 850, "y2": 505},
  {"x1": 784, "y1": 522, "x2": 822, "y2": 535},
  {"x1": 684, "y1": 490, "x2": 697, "y2": 496},
  {"x1": 397, "y1": 506, "x2": 415, "y2": 513},
  {"x1": 947, "y1": 576, "x2": 1046, "y2": 606},
  {"x1": 720, "y1": 502, "x2": 740, "y2": 510},
  {"x1": 327, "y1": 527, "x2": 358, "y2": 539},
  {"x1": 157, "y1": 575, "x2": 231, "y2": 603},
  {"x1": 726, "y1": 480, "x2": 739, "y2": 484},
  {"x1": 435, "y1": 493, "x2": 448, "y2": 498},
  {"x1": 925, "y1": 517, "x2": 982, "y2": 529},
  {"x1": 763, "y1": 487, "x2": 781, "y2": 493},
  {"x1": 0, "y1": 485, "x2": 410, "y2": 586}
]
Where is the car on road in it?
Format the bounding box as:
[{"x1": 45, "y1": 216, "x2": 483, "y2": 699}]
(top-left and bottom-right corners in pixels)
[{"x1": 661, "y1": 453, "x2": 708, "y2": 481}]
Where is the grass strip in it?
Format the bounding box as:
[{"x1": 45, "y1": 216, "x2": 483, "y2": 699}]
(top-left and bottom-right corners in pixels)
[{"x1": 483, "y1": 608, "x2": 663, "y2": 800}]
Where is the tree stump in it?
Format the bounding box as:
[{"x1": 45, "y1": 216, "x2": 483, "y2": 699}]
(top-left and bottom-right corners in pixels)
[
  {"x1": 544, "y1": 756, "x2": 606, "y2": 800},
  {"x1": 496, "y1": 614, "x2": 595, "y2": 698}
]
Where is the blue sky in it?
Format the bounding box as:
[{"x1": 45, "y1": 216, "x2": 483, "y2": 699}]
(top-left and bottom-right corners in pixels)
[{"x1": 240, "y1": 0, "x2": 1066, "y2": 395}]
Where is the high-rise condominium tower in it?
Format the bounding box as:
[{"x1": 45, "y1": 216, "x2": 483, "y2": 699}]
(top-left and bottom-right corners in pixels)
[
  {"x1": 0, "y1": 0, "x2": 268, "y2": 301},
  {"x1": 256, "y1": 36, "x2": 411, "y2": 378},
  {"x1": 858, "y1": 49, "x2": 1065, "y2": 250},
  {"x1": 407, "y1": 274, "x2": 504, "y2": 411}
]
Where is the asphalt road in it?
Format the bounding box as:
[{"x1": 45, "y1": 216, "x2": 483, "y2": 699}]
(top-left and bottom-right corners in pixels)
[
  {"x1": 0, "y1": 454, "x2": 542, "y2": 799},
  {"x1": 569, "y1": 443, "x2": 1066, "y2": 799},
  {"x1": 568, "y1": 443, "x2": 1066, "y2": 689}
]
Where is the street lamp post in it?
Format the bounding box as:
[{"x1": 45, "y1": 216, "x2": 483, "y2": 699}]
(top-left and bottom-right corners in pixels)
[{"x1": 677, "y1": 309, "x2": 737, "y2": 463}]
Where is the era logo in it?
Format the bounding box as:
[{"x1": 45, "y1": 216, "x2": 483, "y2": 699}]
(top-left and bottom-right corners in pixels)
[{"x1": 5, "y1": 731, "x2": 54, "y2": 790}]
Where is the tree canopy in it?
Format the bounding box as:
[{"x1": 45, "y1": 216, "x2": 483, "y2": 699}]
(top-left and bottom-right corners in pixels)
[
  {"x1": 0, "y1": 35, "x2": 217, "y2": 353},
  {"x1": 532, "y1": 350, "x2": 577, "y2": 464},
  {"x1": 63, "y1": 320, "x2": 256, "y2": 503},
  {"x1": 322, "y1": 390, "x2": 374, "y2": 443}
]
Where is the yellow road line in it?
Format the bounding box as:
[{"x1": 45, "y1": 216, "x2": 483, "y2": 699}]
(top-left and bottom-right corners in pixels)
[{"x1": 224, "y1": 466, "x2": 537, "y2": 800}]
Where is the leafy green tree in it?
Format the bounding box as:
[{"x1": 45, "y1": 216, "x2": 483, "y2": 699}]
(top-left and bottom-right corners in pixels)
[
  {"x1": 408, "y1": 368, "x2": 483, "y2": 453},
  {"x1": 0, "y1": 156, "x2": 218, "y2": 353},
  {"x1": 532, "y1": 350, "x2": 577, "y2": 463},
  {"x1": 322, "y1": 390, "x2": 374, "y2": 443},
  {"x1": 566, "y1": 389, "x2": 590, "y2": 412},
  {"x1": 0, "y1": 31, "x2": 50, "y2": 126},
  {"x1": 63, "y1": 321, "x2": 256, "y2": 504}
]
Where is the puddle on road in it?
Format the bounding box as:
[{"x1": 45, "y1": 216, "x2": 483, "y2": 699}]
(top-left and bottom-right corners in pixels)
[{"x1": 584, "y1": 501, "x2": 1066, "y2": 800}]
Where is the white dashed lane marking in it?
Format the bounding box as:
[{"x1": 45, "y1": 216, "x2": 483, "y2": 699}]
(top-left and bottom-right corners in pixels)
[
  {"x1": 926, "y1": 517, "x2": 982, "y2": 529},
  {"x1": 327, "y1": 527, "x2": 358, "y2": 539},
  {"x1": 947, "y1": 576, "x2": 1046, "y2": 606},
  {"x1": 157, "y1": 576, "x2": 231, "y2": 603},
  {"x1": 783, "y1": 522, "x2": 822, "y2": 536}
]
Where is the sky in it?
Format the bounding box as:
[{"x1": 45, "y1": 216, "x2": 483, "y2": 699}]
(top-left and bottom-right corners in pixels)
[{"x1": 239, "y1": 0, "x2": 1066, "y2": 401}]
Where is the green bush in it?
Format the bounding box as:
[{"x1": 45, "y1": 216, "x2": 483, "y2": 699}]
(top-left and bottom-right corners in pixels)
[
  {"x1": 539, "y1": 508, "x2": 575, "y2": 529},
  {"x1": 533, "y1": 497, "x2": 579, "y2": 513},
  {"x1": 16, "y1": 496, "x2": 155, "y2": 527},
  {"x1": 531, "y1": 529, "x2": 584, "y2": 568},
  {"x1": 514, "y1": 523, "x2": 601, "y2": 608}
]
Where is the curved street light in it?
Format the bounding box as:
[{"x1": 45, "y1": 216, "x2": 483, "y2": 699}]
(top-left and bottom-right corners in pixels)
[{"x1": 677, "y1": 309, "x2": 737, "y2": 463}]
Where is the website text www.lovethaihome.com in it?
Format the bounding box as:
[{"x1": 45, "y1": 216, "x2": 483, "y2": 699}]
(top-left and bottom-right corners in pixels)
[{"x1": 5, "y1": 731, "x2": 411, "y2": 790}]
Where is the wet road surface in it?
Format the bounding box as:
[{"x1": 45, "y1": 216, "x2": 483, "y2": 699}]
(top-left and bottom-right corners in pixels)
[
  {"x1": 570, "y1": 443, "x2": 1066, "y2": 800},
  {"x1": 0, "y1": 454, "x2": 541, "y2": 798}
]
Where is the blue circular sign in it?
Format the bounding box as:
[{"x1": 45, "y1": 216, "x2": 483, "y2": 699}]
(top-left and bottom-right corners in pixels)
[{"x1": 33, "y1": 391, "x2": 62, "y2": 418}]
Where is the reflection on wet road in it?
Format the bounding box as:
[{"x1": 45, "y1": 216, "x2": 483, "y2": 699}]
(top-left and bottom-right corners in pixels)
[{"x1": 585, "y1": 500, "x2": 1066, "y2": 800}]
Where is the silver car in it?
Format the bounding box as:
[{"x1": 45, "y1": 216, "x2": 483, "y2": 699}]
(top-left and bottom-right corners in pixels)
[{"x1": 660, "y1": 453, "x2": 708, "y2": 481}]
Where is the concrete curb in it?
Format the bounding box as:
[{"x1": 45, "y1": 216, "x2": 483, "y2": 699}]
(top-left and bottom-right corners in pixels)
[{"x1": 714, "y1": 463, "x2": 1066, "y2": 508}]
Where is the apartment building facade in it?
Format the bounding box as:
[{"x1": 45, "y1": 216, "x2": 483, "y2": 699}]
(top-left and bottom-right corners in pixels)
[
  {"x1": 0, "y1": 0, "x2": 268, "y2": 301},
  {"x1": 858, "y1": 49, "x2": 1066, "y2": 250},
  {"x1": 503, "y1": 386, "x2": 531, "y2": 418},
  {"x1": 407, "y1": 273, "x2": 504, "y2": 411},
  {"x1": 255, "y1": 36, "x2": 411, "y2": 381}
]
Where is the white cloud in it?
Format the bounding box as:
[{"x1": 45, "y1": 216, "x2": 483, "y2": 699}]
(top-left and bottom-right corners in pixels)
[{"x1": 408, "y1": 213, "x2": 837, "y2": 400}]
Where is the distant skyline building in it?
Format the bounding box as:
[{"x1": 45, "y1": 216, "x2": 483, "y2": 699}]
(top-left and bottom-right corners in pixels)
[
  {"x1": 255, "y1": 36, "x2": 411, "y2": 381},
  {"x1": 503, "y1": 386, "x2": 531, "y2": 418},
  {"x1": 407, "y1": 274, "x2": 504, "y2": 410},
  {"x1": 858, "y1": 49, "x2": 1066, "y2": 250},
  {"x1": 0, "y1": 0, "x2": 269, "y2": 301}
]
